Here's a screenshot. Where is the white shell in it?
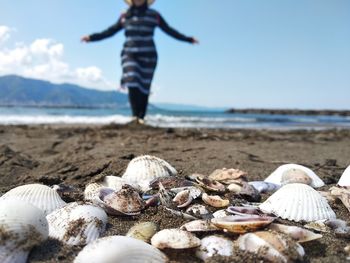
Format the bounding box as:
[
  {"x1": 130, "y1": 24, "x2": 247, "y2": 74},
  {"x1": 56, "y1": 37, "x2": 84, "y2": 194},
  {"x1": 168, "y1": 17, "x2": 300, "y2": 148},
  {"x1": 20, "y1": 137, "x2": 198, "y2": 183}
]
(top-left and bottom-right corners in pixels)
[
  {"x1": 151, "y1": 229, "x2": 201, "y2": 249},
  {"x1": 264, "y1": 164, "x2": 325, "y2": 188},
  {"x1": 0, "y1": 184, "x2": 66, "y2": 215},
  {"x1": 259, "y1": 183, "x2": 336, "y2": 222},
  {"x1": 338, "y1": 165, "x2": 350, "y2": 187},
  {"x1": 186, "y1": 204, "x2": 210, "y2": 217},
  {"x1": 196, "y1": 235, "x2": 234, "y2": 261},
  {"x1": 47, "y1": 202, "x2": 107, "y2": 246},
  {"x1": 180, "y1": 220, "x2": 219, "y2": 232},
  {"x1": 249, "y1": 181, "x2": 280, "y2": 193},
  {"x1": 0, "y1": 198, "x2": 49, "y2": 263},
  {"x1": 84, "y1": 183, "x2": 103, "y2": 202},
  {"x1": 122, "y1": 155, "x2": 177, "y2": 192},
  {"x1": 102, "y1": 175, "x2": 141, "y2": 191},
  {"x1": 74, "y1": 236, "x2": 168, "y2": 263}
]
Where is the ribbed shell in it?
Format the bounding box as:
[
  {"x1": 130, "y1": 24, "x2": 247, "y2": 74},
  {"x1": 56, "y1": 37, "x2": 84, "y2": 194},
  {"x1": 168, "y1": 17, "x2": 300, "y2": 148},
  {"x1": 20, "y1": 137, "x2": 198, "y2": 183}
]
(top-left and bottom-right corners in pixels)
[
  {"x1": 84, "y1": 183, "x2": 103, "y2": 202},
  {"x1": 0, "y1": 199, "x2": 49, "y2": 263},
  {"x1": 338, "y1": 165, "x2": 350, "y2": 187},
  {"x1": 122, "y1": 155, "x2": 177, "y2": 191},
  {"x1": 264, "y1": 164, "x2": 324, "y2": 188},
  {"x1": 46, "y1": 202, "x2": 107, "y2": 246},
  {"x1": 259, "y1": 183, "x2": 336, "y2": 222},
  {"x1": 74, "y1": 236, "x2": 168, "y2": 263},
  {"x1": 0, "y1": 184, "x2": 66, "y2": 215}
]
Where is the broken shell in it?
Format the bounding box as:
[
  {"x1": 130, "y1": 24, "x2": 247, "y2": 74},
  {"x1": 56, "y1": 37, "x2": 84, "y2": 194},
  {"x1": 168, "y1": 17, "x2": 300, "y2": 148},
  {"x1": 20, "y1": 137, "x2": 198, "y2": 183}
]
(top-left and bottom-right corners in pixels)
[
  {"x1": 268, "y1": 223, "x2": 322, "y2": 243},
  {"x1": 208, "y1": 168, "x2": 248, "y2": 184},
  {"x1": 338, "y1": 165, "x2": 350, "y2": 187},
  {"x1": 46, "y1": 202, "x2": 107, "y2": 246},
  {"x1": 122, "y1": 155, "x2": 177, "y2": 192},
  {"x1": 330, "y1": 186, "x2": 350, "y2": 213},
  {"x1": 211, "y1": 215, "x2": 274, "y2": 234},
  {"x1": 149, "y1": 176, "x2": 194, "y2": 190},
  {"x1": 304, "y1": 219, "x2": 350, "y2": 236},
  {"x1": 74, "y1": 236, "x2": 168, "y2": 263},
  {"x1": 239, "y1": 182, "x2": 261, "y2": 202},
  {"x1": 158, "y1": 183, "x2": 176, "y2": 209},
  {"x1": 227, "y1": 183, "x2": 242, "y2": 193},
  {"x1": 195, "y1": 235, "x2": 234, "y2": 261},
  {"x1": 84, "y1": 183, "x2": 103, "y2": 202},
  {"x1": 237, "y1": 231, "x2": 305, "y2": 262},
  {"x1": 186, "y1": 204, "x2": 210, "y2": 218},
  {"x1": 249, "y1": 181, "x2": 280, "y2": 193},
  {"x1": 101, "y1": 185, "x2": 145, "y2": 215},
  {"x1": 173, "y1": 190, "x2": 193, "y2": 208},
  {"x1": 264, "y1": 164, "x2": 325, "y2": 188},
  {"x1": 212, "y1": 209, "x2": 231, "y2": 218},
  {"x1": 180, "y1": 220, "x2": 219, "y2": 232},
  {"x1": 202, "y1": 193, "x2": 229, "y2": 208},
  {"x1": 193, "y1": 175, "x2": 226, "y2": 192},
  {"x1": 227, "y1": 206, "x2": 261, "y2": 216},
  {"x1": 259, "y1": 183, "x2": 336, "y2": 222},
  {"x1": 0, "y1": 199, "x2": 49, "y2": 263},
  {"x1": 102, "y1": 175, "x2": 140, "y2": 191},
  {"x1": 171, "y1": 186, "x2": 202, "y2": 200},
  {"x1": 165, "y1": 208, "x2": 198, "y2": 220},
  {"x1": 151, "y1": 229, "x2": 201, "y2": 249},
  {"x1": 126, "y1": 222, "x2": 159, "y2": 243},
  {"x1": 0, "y1": 184, "x2": 66, "y2": 215}
]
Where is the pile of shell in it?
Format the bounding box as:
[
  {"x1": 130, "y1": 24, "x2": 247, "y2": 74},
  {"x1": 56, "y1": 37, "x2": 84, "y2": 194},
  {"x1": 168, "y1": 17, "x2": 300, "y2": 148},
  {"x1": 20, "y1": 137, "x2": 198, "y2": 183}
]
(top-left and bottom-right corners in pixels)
[{"x1": 1, "y1": 155, "x2": 349, "y2": 262}]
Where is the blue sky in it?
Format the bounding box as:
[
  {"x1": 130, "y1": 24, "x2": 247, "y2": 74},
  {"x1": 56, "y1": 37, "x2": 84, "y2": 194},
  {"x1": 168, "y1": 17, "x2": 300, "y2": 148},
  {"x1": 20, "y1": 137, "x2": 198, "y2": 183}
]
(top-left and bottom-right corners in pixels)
[{"x1": 1, "y1": 0, "x2": 349, "y2": 109}]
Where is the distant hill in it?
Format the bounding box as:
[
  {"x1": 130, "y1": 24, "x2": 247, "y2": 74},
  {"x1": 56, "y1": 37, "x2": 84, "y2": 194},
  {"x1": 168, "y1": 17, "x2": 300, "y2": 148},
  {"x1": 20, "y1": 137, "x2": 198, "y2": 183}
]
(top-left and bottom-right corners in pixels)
[{"x1": 0, "y1": 75, "x2": 128, "y2": 108}]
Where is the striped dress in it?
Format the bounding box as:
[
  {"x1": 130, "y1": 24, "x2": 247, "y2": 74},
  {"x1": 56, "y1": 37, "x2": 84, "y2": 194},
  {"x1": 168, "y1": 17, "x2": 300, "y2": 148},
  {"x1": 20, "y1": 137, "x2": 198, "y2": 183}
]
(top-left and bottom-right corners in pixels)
[{"x1": 89, "y1": 7, "x2": 194, "y2": 96}]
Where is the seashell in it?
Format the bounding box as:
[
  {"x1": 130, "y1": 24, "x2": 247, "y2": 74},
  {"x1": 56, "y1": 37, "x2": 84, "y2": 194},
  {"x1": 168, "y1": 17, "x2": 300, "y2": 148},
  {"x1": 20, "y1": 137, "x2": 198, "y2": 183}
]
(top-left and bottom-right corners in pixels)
[
  {"x1": 101, "y1": 185, "x2": 145, "y2": 215},
  {"x1": 180, "y1": 220, "x2": 219, "y2": 232},
  {"x1": 264, "y1": 164, "x2": 325, "y2": 188},
  {"x1": 330, "y1": 186, "x2": 350, "y2": 213},
  {"x1": 74, "y1": 236, "x2": 168, "y2": 263},
  {"x1": 158, "y1": 183, "x2": 176, "y2": 209},
  {"x1": 102, "y1": 175, "x2": 141, "y2": 191},
  {"x1": 238, "y1": 182, "x2": 261, "y2": 202},
  {"x1": 202, "y1": 193, "x2": 229, "y2": 208},
  {"x1": 304, "y1": 219, "x2": 350, "y2": 237},
  {"x1": 151, "y1": 229, "x2": 201, "y2": 249},
  {"x1": 212, "y1": 209, "x2": 231, "y2": 218},
  {"x1": 227, "y1": 183, "x2": 242, "y2": 193},
  {"x1": 338, "y1": 165, "x2": 350, "y2": 187},
  {"x1": 165, "y1": 208, "x2": 198, "y2": 220},
  {"x1": 192, "y1": 174, "x2": 226, "y2": 192},
  {"x1": 0, "y1": 184, "x2": 66, "y2": 215},
  {"x1": 249, "y1": 181, "x2": 280, "y2": 193},
  {"x1": 211, "y1": 215, "x2": 275, "y2": 234},
  {"x1": 227, "y1": 206, "x2": 261, "y2": 216},
  {"x1": 171, "y1": 186, "x2": 202, "y2": 200},
  {"x1": 149, "y1": 176, "x2": 194, "y2": 189},
  {"x1": 186, "y1": 204, "x2": 210, "y2": 218},
  {"x1": 268, "y1": 223, "x2": 322, "y2": 243},
  {"x1": 195, "y1": 235, "x2": 234, "y2": 261},
  {"x1": 84, "y1": 183, "x2": 103, "y2": 202},
  {"x1": 173, "y1": 190, "x2": 193, "y2": 208},
  {"x1": 259, "y1": 183, "x2": 336, "y2": 222},
  {"x1": 126, "y1": 222, "x2": 158, "y2": 243},
  {"x1": 46, "y1": 202, "x2": 107, "y2": 246},
  {"x1": 208, "y1": 168, "x2": 248, "y2": 184},
  {"x1": 237, "y1": 231, "x2": 305, "y2": 262},
  {"x1": 0, "y1": 198, "x2": 49, "y2": 263},
  {"x1": 122, "y1": 155, "x2": 177, "y2": 192}
]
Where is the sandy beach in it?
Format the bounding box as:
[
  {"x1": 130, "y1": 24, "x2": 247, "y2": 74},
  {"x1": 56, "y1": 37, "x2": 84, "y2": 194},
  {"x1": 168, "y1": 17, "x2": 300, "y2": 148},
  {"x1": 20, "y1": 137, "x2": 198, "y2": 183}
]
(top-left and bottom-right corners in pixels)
[{"x1": 1, "y1": 124, "x2": 350, "y2": 262}]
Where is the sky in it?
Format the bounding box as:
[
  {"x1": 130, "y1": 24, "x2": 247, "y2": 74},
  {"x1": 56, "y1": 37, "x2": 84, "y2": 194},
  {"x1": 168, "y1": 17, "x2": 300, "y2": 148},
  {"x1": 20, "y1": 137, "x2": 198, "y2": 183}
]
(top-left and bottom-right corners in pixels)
[{"x1": 1, "y1": 0, "x2": 349, "y2": 109}]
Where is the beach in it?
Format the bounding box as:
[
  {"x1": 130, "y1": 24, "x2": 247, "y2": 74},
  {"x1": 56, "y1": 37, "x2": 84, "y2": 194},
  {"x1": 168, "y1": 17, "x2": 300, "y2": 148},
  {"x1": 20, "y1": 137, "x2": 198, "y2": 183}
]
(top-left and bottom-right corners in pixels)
[{"x1": 1, "y1": 124, "x2": 350, "y2": 262}]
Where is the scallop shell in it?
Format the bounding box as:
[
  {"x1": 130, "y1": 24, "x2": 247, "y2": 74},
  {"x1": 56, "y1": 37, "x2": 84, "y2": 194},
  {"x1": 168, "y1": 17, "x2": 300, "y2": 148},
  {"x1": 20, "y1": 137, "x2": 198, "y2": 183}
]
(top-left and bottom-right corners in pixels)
[
  {"x1": 0, "y1": 184, "x2": 66, "y2": 215},
  {"x1": 126, "y1": 222, "x2": 158, "y2": 243},
  {"x1": 259, "y1": 183, "x2": 336, "y2": 222},
  {"x1": 0, "y1": 198, "x2": 49, "y2": 263},
  {"x1": 46, "y1": 202, "x2": 107, "y2": 246},
  {"x1": 151, "y1": 229, "x2": 201, "y2": 249},
  {"x1": 74, "y1": 236, "x2": 168, "y2": 263},
  {"x1": 338, "y1": 165, "x2": 350, "y2": 187},
  {"x1": 122, "y1": 155, "x2": 177, "y2": 192},
  {"x1": 264, "y1": 164, "x2": 325, "y2": 188},
  {"x1": 196, "y1": 235, "x2": 234, "y2": 261},
  {"x1": 238, "y1": 231, "x2": 305, "y2": 262}
]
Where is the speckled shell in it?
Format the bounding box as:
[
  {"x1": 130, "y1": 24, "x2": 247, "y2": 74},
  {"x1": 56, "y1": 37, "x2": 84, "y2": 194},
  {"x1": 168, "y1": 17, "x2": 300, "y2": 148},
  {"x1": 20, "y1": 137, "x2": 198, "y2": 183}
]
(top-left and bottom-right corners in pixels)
[
  {"x1": 238, "y1": 231, "x2": 305, "y2": 262},
  {"x1": 196, "y1": 235, "x2": 234, "y2": 261},
  {"x1": 122, "y1": 155, "x2": 177, "y2": 192},
  {"x1": 0, "y1": 184, "x2": 66, "y2": 215},
  {"x1": 151, "y1": 229, "x2": 201, "y2": 249},
  {"x1": 338, "y1": 165, "x2": 350, "y2": 187},
  {"x1": 0, "y1": 198, "x2": 49, "y2": 263},
  {"x1": 74, "y1": 236, "x2": 168, "y2": 263},
  {"x1": 264, "y1": 164, "x2": 325, "y2": 188},
  {"x1": 84, "y1": 183, "x2": 103, "y2": 202},
  {"x1": 259, "y1": 183, "x2": 336, "y2": 222},
  {"x1": 46, "y1": 202, "x2": 107, "y2": 246}
]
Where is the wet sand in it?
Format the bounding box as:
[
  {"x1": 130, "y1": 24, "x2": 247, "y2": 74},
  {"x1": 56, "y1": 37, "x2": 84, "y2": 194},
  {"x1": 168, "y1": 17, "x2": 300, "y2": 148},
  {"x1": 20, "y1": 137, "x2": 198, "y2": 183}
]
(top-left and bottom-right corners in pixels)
[{"x1": 0, "y1": 124, "x2": 350, "y2": 262}]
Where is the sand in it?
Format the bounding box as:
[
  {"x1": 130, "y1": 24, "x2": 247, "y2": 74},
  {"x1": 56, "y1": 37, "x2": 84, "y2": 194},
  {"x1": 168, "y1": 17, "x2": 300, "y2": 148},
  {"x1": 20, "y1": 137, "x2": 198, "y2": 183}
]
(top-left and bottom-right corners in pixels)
[{"x1": 0, "y1": 124, "x2": 350, "y2": 262}]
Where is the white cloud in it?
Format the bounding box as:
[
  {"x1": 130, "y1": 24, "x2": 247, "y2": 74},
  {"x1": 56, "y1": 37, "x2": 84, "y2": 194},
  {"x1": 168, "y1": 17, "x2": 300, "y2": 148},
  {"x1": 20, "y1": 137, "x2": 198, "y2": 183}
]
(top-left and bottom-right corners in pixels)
[{"x1": 0, "y1": 26, "x2": 114, "y2": 90}]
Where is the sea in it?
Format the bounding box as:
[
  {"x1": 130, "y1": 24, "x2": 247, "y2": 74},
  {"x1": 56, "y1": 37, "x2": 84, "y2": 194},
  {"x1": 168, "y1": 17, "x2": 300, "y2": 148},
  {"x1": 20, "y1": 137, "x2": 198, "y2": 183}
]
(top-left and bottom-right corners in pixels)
[{"x1": 0, "y1": 106, "x2": 350, "y2": 130}]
